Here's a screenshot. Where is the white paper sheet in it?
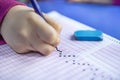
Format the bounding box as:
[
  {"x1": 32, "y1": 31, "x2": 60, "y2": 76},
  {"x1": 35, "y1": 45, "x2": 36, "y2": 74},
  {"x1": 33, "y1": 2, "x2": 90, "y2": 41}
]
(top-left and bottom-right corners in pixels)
[{"x1": 0, "y1": 11, "x2": 120, "y2": 80}]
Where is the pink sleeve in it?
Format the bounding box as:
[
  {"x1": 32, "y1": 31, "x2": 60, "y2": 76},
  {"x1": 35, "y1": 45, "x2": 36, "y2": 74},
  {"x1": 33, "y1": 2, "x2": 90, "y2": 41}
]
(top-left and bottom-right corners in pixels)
[
  {"x1": 113, "y1": 0, "x2": 120, "y2": 5},
  {"x1": 0, "y1": 0, "x2": 25, "y2": 45}
]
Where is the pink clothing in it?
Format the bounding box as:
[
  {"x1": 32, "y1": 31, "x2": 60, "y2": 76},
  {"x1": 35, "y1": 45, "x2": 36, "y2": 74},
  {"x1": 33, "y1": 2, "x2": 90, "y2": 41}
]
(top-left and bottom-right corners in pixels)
[
  {"x1": 113, "y1": 0, "x2": 120, "y2": 5},
  {"x1": 0, "y1": 0, "x2": 25, "y2": 44}
]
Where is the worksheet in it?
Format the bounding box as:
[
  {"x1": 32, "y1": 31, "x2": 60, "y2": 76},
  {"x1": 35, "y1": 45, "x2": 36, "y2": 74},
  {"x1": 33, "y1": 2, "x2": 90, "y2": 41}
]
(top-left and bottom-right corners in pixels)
[{"x1": 0, "y1": 11, "x2": 120, "y2": 80}]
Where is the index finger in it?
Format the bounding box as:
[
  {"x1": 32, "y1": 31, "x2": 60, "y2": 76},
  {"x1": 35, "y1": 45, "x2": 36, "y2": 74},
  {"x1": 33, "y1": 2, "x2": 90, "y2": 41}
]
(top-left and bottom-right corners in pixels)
[{"x1": 43, "y1": 13, "x2": 62, "y2": 34}]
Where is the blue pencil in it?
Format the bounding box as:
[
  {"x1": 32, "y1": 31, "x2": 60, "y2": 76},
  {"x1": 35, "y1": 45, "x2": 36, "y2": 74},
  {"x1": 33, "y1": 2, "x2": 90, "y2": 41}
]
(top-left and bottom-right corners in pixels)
[{"x1": 30, "y1": 0, "x2": 46, "y2": 21}]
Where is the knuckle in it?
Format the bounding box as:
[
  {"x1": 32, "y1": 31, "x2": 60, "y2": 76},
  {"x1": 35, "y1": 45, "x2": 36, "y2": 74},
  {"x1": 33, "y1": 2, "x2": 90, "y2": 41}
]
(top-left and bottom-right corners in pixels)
[{"x1": 26, "y1": 12, "x2": 36, "y2": 21}]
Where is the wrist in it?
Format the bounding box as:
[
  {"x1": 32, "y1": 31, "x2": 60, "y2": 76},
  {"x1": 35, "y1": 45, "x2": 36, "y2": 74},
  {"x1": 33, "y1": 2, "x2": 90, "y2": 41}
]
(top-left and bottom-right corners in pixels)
[
  {"x1": 0, "y1": 0, "x2": 25, "y2": 45},
  {"x1": 0, "y1": 0, "x2": 25, "y2": 26}
]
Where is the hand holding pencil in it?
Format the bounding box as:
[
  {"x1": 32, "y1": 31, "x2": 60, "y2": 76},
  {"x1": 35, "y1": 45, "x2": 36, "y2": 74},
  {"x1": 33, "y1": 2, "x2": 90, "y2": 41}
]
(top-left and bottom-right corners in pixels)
[{"x1": 1, "y1": 4, "x2": 61, "y2": 55}]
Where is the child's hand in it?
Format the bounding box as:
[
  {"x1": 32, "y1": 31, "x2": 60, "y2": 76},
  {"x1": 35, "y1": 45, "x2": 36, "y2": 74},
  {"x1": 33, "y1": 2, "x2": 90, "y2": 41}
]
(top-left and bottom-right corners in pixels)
[{"x1": 1, "y1": 5, "x2": 61, "y2": 55}]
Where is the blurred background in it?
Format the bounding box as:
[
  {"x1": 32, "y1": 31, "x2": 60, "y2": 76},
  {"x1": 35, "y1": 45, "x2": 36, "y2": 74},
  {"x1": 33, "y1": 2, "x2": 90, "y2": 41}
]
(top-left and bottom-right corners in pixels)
[
  {"x1": 17, "y1": 0, "x2": 113, "y2": 4},
  {"x1": 17, "y1": 0, "x2": 120, "y2": 40}
]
